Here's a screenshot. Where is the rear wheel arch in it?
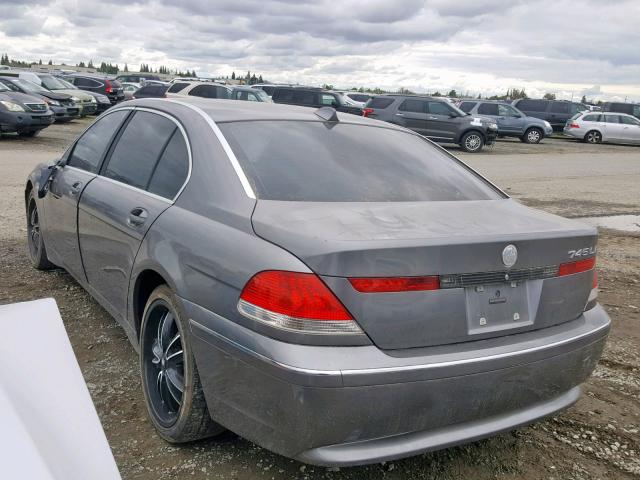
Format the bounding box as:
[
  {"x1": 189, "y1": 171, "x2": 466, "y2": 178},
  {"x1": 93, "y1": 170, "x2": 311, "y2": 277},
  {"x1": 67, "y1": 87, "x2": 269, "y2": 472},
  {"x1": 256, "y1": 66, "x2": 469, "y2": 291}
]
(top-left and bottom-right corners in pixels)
[
  {"x1": 25, "y1": 180, "x2": 34, "y2": 207},
  {"x1": 133, "y1": 269, "x2": 169, "y2": 339}
]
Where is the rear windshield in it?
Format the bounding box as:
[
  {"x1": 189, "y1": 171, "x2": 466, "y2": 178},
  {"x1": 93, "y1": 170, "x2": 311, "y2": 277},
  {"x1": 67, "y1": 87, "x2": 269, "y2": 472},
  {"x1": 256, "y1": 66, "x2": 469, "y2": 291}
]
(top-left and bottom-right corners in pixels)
[{"x1": 220, "y1": 121, "x2": 502, "y2": 202}]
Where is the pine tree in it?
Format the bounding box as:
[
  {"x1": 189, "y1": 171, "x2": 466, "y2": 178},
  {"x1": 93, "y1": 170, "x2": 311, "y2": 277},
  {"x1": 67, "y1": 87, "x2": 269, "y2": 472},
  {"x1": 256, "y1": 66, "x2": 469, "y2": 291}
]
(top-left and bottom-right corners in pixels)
[
  {"x1": 258, "y1": 74, "x2": 263, "y2": 83},
  {"x1": 48, "y1": 59, "x2": 52, "y2": 65},
  {"x1": 231, "y1": 71, "x2": 235, "y2": 80},
  {"x1": 124, "y1": 63, "x2": 128, "y2": 72}
]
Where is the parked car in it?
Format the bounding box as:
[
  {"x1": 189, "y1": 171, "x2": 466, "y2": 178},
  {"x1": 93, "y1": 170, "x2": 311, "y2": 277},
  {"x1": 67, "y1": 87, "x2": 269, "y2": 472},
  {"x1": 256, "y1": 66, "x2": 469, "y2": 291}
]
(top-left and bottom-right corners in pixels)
[
  {"x1": 339, "y1": 91, "x2": 373, "y2": 108},
  {"x1": 166, "y1": 81, "x2": 231, "y2": 99},
  {"x1": 457, "y1": 100, "x2": 553, "y2": 143},
  {"x1": 563, "y1": 111, "x2": 640, "y2": 145},
  {"x1": 230, "y1": 86, "x2": 271, "y2": 102},
  {"x1": 26, "y1": 98, "x2": 608, "y2": 467},
  {"x1": 271, "y1": 86, "x2": 362, "y2": 115},
  {"x1": 5, "y1": 71, "x2": 98, "y2": 117},
  {"x1": 166, "y1": 80, "x2": 193, "y2": 95},
  {"x1": 0, "y1": 76, "x2": 80, "y2": 122},
  {"x1": 363, "y1": 94, "x2": 498, "y2": 152},
  {"x1": 56, "y1": 77, "x2": 112, "y2": 114},
  {"x1": 115, "y1": 73, "x2": 162, "y2": 89},
  {"x1": 251, "y1": 83, "x2": 280, "y2": 98},
  {"x1": 132, "y1": 84, "x2": 168, "y2": 99},
  {"x1": 62, "y1": 74, "x2": 125, "y2": 105},
  {"x1": 511, "y1": 99, "x2": 588, "y2": 131},
  {"x1": 602, "y1": 101, "x2": 640, "y2": 120},
  {"x1": 0, "y1": 81, "x2": 53, "y2": 136}
]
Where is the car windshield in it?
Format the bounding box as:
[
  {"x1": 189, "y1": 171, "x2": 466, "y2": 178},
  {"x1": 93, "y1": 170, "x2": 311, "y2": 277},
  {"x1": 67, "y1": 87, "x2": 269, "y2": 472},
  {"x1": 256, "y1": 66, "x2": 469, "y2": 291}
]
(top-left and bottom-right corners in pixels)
[
  {"x1": 58, "y1": 78, "x2": 78, "y2": 89},
  {"x1": 220, "y1": 121, "x2": 502, "y2": 202},
  {"x1": 40, "y1": 75, "x2": 71, "y2": 90},
  {"x1": 12, "y1": 78, "x2": 49, "y2": 93},
  {"x1": 254, "y1": 89, "x2": 270, "y2": 102},
  {"x1": 0, "y1": 83, "x2": 9, "y2": 92}
]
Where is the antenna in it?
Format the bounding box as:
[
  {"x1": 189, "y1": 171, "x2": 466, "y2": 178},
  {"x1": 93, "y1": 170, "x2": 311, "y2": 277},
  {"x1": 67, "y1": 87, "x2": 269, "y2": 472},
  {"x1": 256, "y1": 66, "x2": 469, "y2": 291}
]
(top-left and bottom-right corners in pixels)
[{"x1": 314, "y1": 106, "x2": 339, "y2": 122}]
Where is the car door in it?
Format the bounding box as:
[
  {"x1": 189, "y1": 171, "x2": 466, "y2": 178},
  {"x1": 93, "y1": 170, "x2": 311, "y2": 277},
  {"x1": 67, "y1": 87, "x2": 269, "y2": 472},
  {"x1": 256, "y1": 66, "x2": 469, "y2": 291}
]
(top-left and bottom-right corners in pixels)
[
  {"x1": 603, "y1": 114, "x2": 624, "y2": 141},
  {"x1": 43, "y1": 109, "x2": 131, "y2": 280},
  {"x1": 618, "y1": 115, "x2": 640, "y2": 143},
  {"x1": 394, "y1": 98, "x2": 428, "y2": 135},
  {"x1": 426, "y1": 101, "x2": 459, "y2": 140},
  {"x1": 549, "y1": 101, "x2": 570, "y2": 128},
  {"x1": 78, "y1": 110, "x2": 189, "y2": 317},
  {"x1": 498, "y1": 103, "x2": 525, "y2": 134}
]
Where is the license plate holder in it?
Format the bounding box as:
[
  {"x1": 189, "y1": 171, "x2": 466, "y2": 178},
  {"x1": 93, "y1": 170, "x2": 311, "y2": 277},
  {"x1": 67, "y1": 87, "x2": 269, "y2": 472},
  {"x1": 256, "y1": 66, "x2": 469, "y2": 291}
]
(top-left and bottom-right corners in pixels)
[{"x1": 465, "y1": 282, "x2": 532, "y2": 335}]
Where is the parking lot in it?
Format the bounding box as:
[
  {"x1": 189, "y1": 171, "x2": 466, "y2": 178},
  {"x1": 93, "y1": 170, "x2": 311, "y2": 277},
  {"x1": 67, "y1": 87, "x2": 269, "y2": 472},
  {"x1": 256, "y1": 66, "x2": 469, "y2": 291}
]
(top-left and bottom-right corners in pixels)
[{"x1": 1, "y1": 119, "x2": 639, "y2": 479}]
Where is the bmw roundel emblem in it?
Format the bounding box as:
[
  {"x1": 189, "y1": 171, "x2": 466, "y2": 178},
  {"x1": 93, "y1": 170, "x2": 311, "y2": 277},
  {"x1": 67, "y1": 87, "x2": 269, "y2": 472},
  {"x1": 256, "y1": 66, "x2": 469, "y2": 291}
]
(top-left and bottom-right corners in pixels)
[{"x1": 502, "y1": 244, "x2": 518, "y2": 268}]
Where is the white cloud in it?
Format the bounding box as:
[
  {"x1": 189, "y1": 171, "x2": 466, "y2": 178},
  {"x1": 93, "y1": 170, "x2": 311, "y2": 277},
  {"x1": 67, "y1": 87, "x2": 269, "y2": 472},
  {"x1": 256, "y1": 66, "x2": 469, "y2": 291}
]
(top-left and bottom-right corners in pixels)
[{"x1": 0, "y1": 0, "x2": 639, "y2": 101}]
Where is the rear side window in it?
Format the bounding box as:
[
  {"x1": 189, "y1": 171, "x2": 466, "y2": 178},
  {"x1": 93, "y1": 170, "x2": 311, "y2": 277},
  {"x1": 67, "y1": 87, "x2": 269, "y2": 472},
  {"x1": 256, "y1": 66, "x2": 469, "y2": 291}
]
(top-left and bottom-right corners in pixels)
[
  {"x1": 273, "y1": 89, "x2": 294, "y2": 102},
  {"x1": 604, "y1": 115, "x2": 620, "y2": 124},
  {"x1": 399, "y1": 99, "x2": 426, "y2": 113},
  {"x1": 458, "y1": 101, "x2": 476, "y2": 113},
  {"x1": 292, "y1": 90, "x2": 316, "y2": 105},
  {"x1": 220, "y1": 121, "x2": 502, "y2": 202},
  {"x1": 517, "y1": 99, "x2": 547, "y2": 111},
  {"x1": 67, "y1": 110, "x2": 129, "y2": 173},
  {"x1": 103, "y1": 111, "x2": 177, "y2": 190},
  {"x1": 147, "y1": 129, "x2": 190, "y2": 199},
  {"x1": 550, "y1": 102, "x2": 569, "y2": 113},
  {"x1": 168, "y1": 82, "x2": 189, "y2": 93},
  {"x1": 478, "y1": 103, "x2": 499, "y2": 115},
  {"x1": 583, "y1": 114, "x2": 601, "y2": 122},
  {"x1": 367, "y1": 97, "x2": 394, "y2": 109}
]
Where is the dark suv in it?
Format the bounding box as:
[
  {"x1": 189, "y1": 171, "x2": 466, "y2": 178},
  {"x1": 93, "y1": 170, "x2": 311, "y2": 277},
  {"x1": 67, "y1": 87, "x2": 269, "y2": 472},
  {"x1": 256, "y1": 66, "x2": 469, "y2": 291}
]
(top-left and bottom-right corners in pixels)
[
  {"x1": 602, "y1": 102, "x2": 640, "y2": 120},
  {"x1": 363, "y1": 95, "x2": 498, "y2": 152},
  {"x1": 458, "y1": 100, "x2": 553, "y2": 143},
  {"x1": 62, "y1": 74, "x2": 125, "y2": 104},
  {"x1": 511, "y1": 99, "x2": 588, "y2": 131},
  {"x1": 271, "y1": 87, "x2": 362, "y2": 115},
  {"x1": 0, "y1": 82, "x2": 54, "y2": 136}
]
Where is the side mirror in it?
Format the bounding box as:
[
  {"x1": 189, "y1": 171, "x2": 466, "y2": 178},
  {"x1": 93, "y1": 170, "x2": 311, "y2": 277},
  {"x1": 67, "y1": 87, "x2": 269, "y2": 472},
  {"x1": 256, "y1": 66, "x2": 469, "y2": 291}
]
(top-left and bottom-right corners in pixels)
[{"x1": 37, "y1": 161, "x2": 63, "y2": 198}]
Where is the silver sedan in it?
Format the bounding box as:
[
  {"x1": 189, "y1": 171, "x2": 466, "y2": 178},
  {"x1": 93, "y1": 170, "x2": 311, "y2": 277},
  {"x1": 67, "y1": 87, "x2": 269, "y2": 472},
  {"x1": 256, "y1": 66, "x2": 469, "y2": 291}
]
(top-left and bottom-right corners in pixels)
[{"x1": 564, "y1": 111, "x2": 640, "y2": 144}]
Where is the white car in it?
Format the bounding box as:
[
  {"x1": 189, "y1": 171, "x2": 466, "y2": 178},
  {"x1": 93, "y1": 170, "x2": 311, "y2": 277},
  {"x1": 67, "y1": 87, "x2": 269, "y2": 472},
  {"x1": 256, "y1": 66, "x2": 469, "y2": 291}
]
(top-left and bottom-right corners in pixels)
[
  {"x1": 336, "y1": 91, "x2": 372, "y2": 108},
  {"x1": 564, "y1": 111, "x2": 640, "y2": 145},
  {"x1": 166, "y1": 80, "x2": 231, "y2": 98}
]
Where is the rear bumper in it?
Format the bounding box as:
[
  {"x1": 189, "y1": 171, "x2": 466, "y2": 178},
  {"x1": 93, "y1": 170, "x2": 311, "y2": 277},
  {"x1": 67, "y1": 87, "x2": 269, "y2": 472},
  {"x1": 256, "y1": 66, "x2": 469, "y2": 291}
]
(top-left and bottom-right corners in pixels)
[{"x1": 186, "y1": 300, "x2": 609, "y2": 466}]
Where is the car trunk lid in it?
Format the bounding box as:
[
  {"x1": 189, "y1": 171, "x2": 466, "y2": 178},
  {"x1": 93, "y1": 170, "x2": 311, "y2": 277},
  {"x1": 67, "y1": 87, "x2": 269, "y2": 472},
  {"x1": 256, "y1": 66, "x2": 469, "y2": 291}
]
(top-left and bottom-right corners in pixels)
[{"x1": 251, "y1": 199, "x2": 598, "y2": 349}]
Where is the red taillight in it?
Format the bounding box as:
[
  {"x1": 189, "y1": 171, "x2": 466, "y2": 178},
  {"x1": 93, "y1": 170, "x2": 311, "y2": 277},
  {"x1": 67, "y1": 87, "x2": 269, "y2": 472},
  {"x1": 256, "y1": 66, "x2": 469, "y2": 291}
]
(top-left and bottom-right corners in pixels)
[
  {"x1": 239, "y1": 270, "x2": 353, "y2": 321},
  {"x1": 362, "y1": 107, "x2": 374, "y2": 117},
  {"x1": 568, "y1": 122, "x2": 580, "y2": 129},
  {"x1": 558, "y1": 257, "x2": 596, "y2": 276},
  {"x1": 349, "y1": 276, "x2": 440, "y2": 293},
  {"x1": 105, "y1": 80, "x2": 113, "y2": 94}
]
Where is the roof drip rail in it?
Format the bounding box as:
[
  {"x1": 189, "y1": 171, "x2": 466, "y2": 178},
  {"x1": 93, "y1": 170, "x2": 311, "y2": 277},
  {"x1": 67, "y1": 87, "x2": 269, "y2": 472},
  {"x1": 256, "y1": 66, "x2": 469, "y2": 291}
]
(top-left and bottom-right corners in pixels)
[{"x1": 315, "y1": 106, "x2": 339, "y2": 122}]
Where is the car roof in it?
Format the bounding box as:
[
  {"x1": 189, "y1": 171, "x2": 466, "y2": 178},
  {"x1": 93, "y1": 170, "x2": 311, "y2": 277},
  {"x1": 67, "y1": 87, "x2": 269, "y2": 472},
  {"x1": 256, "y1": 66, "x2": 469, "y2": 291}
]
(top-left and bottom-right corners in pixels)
[
  {"x1": 377, "y1": 94, "x2": 448, "y2": 101},
  {"x1": 129, "y1": 96, "x2": 403, "y2": 127}
]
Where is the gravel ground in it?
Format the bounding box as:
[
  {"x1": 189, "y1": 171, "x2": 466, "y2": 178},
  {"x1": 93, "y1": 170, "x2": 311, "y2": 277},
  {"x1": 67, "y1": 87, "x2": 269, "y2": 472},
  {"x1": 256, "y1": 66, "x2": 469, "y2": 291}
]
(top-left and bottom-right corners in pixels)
[{"x1": 1, "y1": 120, "x2": 639, "y2": 479}]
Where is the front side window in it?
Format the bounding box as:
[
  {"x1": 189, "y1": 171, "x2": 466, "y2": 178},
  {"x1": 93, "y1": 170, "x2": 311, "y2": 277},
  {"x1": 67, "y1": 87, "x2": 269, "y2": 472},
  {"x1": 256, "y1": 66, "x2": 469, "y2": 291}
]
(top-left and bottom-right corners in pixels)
[
  {"x1": 103, "y1": 111, "x2": 177, "y2": 190},
  {"x1": 398, "y1": 99, "x2": 426, "y2": 113},
  {"x1": 67, "y1": 110, "x2": 129, "y2": 173},
  {"x1": 571, "y1": 103, "x2": 587, "y2": 114},
  {"x1": 620, "y1": 115, "x2": 640, "y2": 126},
  {"x1": 428, "y1": 101, "x2": 457, "y2": 116},
  {"x1": 168, "y1": 82, "x2": 189, "y2": 93},
  {"x1": 292, "y1": 90, "x2": 315, "y2": 105},
  {"x1": 498, "y1": 104, "x2": 520, "y2": 116},
  {"x1": 220, "y1": 121, "x2": 502, "y2": 202},
  {"x1": 604, "y1": 115, "x2": 620, "y2": 124},
  {"x1": 320, "y1": 94, "x2": 336, "y2": 106},
  {"x1": 478, "y1": 103, "x2": 499, "y2": 115}
]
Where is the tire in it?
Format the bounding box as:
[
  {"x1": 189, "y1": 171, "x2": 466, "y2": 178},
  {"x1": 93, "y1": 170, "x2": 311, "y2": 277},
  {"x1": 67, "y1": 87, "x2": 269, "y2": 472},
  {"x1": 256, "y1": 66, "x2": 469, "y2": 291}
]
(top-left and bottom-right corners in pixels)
[
  {"x1": 18, "y1": 130, "x2": 39, "y2": 138},
  {"x1": 584, "y1": 130, "x2": 602, "y2": 144},
  {"x1": 460, "y1": 131, "x2": 484, "y2": 153},
  {"x1": 26, "y1": 190, "x2": 54, "y2": 270},
  {"x1": 522, "y1": 127, "x2": 543, "y2": 144},
  {"x1": 140, "y1": 285, "x2": 225, "y2": 443}
]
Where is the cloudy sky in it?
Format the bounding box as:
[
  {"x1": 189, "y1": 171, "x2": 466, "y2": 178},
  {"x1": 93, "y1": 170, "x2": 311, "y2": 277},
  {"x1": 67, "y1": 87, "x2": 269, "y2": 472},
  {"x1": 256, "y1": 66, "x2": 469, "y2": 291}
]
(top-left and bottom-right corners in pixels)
[{"x1": 2, "y1": 0, "x2": 639, "y2": 101}]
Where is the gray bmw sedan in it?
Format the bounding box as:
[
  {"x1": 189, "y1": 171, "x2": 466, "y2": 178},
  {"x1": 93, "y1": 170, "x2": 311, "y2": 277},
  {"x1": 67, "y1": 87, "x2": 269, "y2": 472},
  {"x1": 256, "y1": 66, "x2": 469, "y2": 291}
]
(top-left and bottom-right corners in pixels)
[{"x1": 25, "y1": 98, "x2": 609, "y2": 466}]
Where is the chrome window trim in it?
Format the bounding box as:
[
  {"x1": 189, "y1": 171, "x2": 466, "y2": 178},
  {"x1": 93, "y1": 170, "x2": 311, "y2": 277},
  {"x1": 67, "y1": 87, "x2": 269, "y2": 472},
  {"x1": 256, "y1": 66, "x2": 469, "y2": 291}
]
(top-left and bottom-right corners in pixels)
[
  {"x1": 165, "y1": 99, "x2": 256, "y2": 199},
  {"x1": 65, "y1": 106, "x2": 192, "y2": 205}
]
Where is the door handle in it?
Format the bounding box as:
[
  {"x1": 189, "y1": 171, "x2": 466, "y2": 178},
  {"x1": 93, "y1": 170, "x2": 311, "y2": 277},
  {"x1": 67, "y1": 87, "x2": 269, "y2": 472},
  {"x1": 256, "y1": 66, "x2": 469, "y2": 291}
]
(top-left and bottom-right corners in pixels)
[
  {"x1": 69, "y1": 181, "x2": 82, "y2": 196},
  {"x1": 394, "y1": 113, "x2": 405, "y2": 117},
  {"x1": 427, "y1": 116, "x2": 439, "y2": 120},
  {"x1": 127, "y1": 207, "x2": 148, "y2": 227}
]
